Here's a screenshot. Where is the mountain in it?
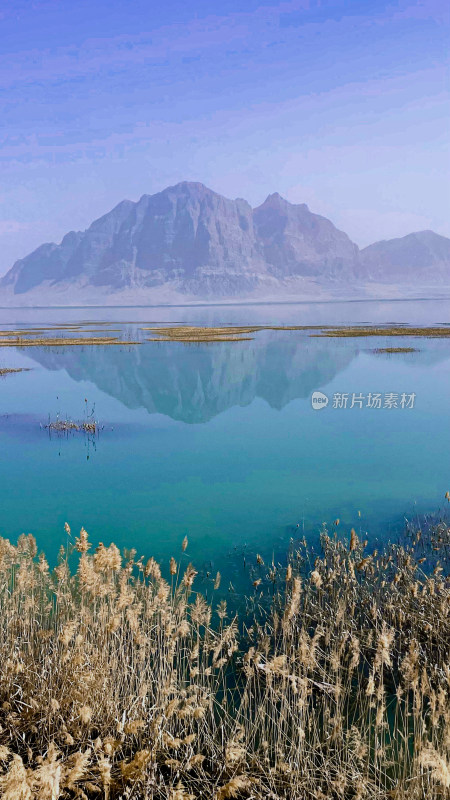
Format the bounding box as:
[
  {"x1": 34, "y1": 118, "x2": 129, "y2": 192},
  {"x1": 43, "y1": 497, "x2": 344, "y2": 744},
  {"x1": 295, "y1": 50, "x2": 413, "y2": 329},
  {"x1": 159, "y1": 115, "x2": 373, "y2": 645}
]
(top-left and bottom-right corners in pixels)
[
  {"x1": 25, "y1": 329, "x2": 357, "y2": 423},
  {"x1": 253, "y1": 192, "x2": 360, "y2": 280},
  {"x1": 1, "y1": 182, "x2": 449, "y2": 305},
  {"x1": 360, "y1": 231, "x2": 450, "y2": 282},
  {"x1": 17, "y1": 324, "x2": 450, "y2": 424}
]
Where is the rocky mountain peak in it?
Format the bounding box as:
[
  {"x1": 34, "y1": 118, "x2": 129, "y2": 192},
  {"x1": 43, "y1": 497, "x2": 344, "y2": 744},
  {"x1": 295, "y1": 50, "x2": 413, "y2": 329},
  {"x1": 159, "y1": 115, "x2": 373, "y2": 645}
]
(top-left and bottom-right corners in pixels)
[
  {"x1": 259, "y1": 192, "x2": 307, "y2": 211},
  {"x1": 1, "y1": 182, "x2": 449, "y2": 303}
]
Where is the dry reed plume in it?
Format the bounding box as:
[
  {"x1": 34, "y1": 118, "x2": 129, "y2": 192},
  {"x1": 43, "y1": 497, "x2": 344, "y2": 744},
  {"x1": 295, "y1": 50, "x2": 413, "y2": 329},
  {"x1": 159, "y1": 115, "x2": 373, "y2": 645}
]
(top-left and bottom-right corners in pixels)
[{"x1": 0, "y1": 520, "x2": 449, "y2": 799}]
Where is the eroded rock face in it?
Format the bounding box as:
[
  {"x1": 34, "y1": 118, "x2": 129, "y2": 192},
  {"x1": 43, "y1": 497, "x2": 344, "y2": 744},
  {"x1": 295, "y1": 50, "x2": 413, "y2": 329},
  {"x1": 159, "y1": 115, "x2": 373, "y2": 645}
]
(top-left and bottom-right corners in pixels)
[
  {"x1": 253, "y1": 192, "x2": 360, "y2": 280},
  {"x1": 1, "y1": 182, "x2": 361, "y2": 297},
  {"x1": 360, "y1": 231, "x2": 450, "y2": 282},
  {"x1": 2, "y1": 231, "x2": 84, "y2": 294},
  {"x1": 2, "y1": 182, "x2": 449, "y2": 299},
  {"x1": 75, "y1": 184, "x2": 266, "y2": 293}
]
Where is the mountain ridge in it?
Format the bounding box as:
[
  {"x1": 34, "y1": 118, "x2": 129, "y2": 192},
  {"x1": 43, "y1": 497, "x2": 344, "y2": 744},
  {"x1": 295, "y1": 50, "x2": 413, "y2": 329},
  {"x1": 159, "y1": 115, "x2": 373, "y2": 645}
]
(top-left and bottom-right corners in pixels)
[{"x1": 2, "y1": 181, "x2": 449, "y2": 305}]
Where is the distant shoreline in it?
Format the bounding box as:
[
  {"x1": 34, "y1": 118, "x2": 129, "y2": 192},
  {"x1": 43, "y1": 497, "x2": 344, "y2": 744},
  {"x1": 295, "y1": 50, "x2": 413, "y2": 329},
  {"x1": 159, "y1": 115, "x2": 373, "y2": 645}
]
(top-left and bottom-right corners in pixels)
[{"x1": 1, "y1": 293, "x2": 450, "y2": 310}]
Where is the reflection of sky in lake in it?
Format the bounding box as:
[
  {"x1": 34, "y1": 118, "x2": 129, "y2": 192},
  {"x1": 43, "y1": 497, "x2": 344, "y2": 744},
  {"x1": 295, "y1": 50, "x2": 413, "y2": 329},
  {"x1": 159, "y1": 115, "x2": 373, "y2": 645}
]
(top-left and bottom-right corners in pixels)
[{"x1": 0, "y1": 301, "x2": 449, "y2": 576}]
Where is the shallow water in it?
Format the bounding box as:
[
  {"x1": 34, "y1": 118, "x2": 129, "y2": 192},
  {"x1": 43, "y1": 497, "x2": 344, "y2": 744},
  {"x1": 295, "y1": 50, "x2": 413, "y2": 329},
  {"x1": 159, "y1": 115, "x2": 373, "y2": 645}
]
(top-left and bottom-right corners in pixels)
[{"x1": 0, "y1": 299, "x2": 449, "y2": 579}]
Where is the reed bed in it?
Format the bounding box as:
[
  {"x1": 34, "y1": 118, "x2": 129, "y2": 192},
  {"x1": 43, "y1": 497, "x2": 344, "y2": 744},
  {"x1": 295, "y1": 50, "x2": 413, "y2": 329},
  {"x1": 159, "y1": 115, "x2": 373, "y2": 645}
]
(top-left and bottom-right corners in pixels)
[
  {"x1": 0, "y1": 324, "x2": 139, "y2": 348},
  {"x1": 372, "y1": 347, "x2": 419, "y2": 354},
  {"x1": 145, "y1": 324, "x2": 450, "y2": 345},
  {"x1": 44, "y1": 420, "x2": 99, "y2": 434},
  {"x1": 0, "y1": 368, "x2": 30, "y2": 376},
  {"x1": 143, "y1": 325, "x2": 336, "y2": 343},
  {"x1": 313, "y1": 326, "x2": 450, "y2": 338},
  {"x1": 0, "y1": 521, "x2": 448, "y2": 799},
  {"x1": 0, "y1": 336, "x2": 139, "y2": 348},
  {"x1": 145, "y1": 326, "x2": 262, "y2": 343},
  {"x1": 1, "y1": 323, "x2": 447, "y2": 349}
]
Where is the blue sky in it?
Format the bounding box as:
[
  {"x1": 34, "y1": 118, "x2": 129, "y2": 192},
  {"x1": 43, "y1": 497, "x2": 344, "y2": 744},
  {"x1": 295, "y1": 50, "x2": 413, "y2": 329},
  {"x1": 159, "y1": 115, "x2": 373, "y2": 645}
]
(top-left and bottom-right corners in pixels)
[{"x1": 0, "y1": 0, "x2": 448, "y2": 274}]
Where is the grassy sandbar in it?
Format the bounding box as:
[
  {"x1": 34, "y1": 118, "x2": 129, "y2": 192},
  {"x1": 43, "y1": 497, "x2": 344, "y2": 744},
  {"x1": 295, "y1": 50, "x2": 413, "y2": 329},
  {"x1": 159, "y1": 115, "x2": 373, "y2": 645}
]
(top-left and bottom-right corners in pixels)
[
  {"x1": 0, "y1": 367, "x2": 30, "y2": 376},
  {"x1": 0, "y1": 335, "x2": 140, "y2": 347},
  {"x1": 372, "y1": 346, "x2": 419, "y2": 354},
  {"x1": 313, "y1": 325, "x2": 450, "y2": 338},
  {"x1": 146, "y1": 323, "x2": 450, "y2": 344}
]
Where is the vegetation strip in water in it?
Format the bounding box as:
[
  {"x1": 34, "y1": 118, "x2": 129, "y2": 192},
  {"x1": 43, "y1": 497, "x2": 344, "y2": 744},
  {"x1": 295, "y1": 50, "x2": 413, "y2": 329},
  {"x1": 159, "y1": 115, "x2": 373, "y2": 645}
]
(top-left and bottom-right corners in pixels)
[
  {"x1": 0, "y1": 513, "x2": 448, "y2": 799},
  {"x1": 145, "y1": 324, "x2": 336, "y2": 343},
  {"x1": 44, "y1": 419, "x2": 99, "y2": 434},
  {"x1": 372, "y1": 347, "x2": 419, "y2": 354},
  {"x1": 0, "y1": 335, "x2": 140, "y2": 347},
  {"x1": 0, "y1": 367, "x2": 30, "y2": 376},
  {"x1": 146, "y1": 324, "x2": 450, "y2": 343},
  {"x1": 2, "y1": 323, "x2": 446, "y2": 347},
  {"x1": 312, "y1": 325, "x2": 450, "y2": 338},
  {"x1": 0, "y1": 325, "x2": 139, "y2": 347},
  {"x1": 145, "y1": 325, "x2": 264, "y2": 342}
]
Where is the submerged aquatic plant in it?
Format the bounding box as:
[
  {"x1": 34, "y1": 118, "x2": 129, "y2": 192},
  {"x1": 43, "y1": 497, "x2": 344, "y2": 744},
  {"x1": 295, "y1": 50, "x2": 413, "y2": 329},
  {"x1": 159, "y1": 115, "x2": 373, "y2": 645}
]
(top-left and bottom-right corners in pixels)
[{"x1": 0, "y1": 516, "x2": 448, "y2": 799}]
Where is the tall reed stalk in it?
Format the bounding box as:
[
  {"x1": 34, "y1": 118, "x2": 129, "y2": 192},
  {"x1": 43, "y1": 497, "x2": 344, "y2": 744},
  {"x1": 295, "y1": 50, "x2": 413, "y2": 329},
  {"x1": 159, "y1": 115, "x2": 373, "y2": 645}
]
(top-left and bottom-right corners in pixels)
[{"x1": 0, "y1": 520, "x2": 448, "y2": 799}]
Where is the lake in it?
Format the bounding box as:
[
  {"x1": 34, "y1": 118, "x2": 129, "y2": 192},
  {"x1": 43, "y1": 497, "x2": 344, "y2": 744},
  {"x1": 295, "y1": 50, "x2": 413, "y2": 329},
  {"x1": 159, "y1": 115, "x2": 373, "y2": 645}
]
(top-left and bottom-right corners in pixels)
[{"x1": 0, "y1": 299, "x2": 449, "y2": 585}]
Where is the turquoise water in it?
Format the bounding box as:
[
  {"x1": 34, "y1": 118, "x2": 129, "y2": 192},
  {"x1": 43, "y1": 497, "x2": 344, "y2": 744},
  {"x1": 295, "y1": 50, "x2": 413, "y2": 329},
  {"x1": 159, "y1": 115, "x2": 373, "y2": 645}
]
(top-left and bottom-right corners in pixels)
[{"x1": 0, "y1": 300, "x2": 449, "y2": 580}]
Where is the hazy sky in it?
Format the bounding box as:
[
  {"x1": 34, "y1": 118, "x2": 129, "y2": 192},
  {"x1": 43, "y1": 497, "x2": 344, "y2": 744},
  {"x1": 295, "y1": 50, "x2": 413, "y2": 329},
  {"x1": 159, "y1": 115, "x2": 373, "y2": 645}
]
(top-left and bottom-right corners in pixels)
[{"x1": 0, "y1": 0, "x2": 449, "y2": 275}]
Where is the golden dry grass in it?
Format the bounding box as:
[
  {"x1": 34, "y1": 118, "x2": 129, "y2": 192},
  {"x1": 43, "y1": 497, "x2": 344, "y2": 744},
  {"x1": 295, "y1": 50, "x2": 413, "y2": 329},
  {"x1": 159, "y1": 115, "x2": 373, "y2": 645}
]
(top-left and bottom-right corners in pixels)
[
  {"x1": 145, "y1": 326, "x2": 263, "y2": 342},
  {"x1": 0, "y1": 336, "x2": 140, "y2": 348},
  {"x1": 45, "y1": 420, "x2": 98, "y2": 434},
  {"x1": 313, "y1": 326, "x2": 450, "y2": 338},
  {"x1": 372, "y1": 347, "x2": 419, "y2": 354},
  {"x1": 146, "y1": 336, "x2": 255, "y2": 343},
  {"x1": 0, "y1": 368, "x2": 30, "y2": 376},
  {"x1": 144, "y1": 325, "x2": 337, "y2": 343},
  {"x1": 0, "y1": 325, "x2": 140, "y2": 348},
  {"x1": 145, "y1": 324, "x2": 450, "y2": 344},
  {"x1": 0, "y1": 517, "x2": 448, "y2": 799},
  {"x1": 2, "y1": 322, "x2": 445, "y2": 348}
]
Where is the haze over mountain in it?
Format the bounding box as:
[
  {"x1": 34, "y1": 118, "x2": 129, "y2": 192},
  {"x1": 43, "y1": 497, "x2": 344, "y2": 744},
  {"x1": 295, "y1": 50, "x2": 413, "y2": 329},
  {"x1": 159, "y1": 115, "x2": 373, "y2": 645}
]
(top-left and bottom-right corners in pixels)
[
  {"x1": 1, "y1": 182, "x2": 449, "y2": 306},
  {"x1": 360, "y1": 231, "x2": 450, "y2": 282}
]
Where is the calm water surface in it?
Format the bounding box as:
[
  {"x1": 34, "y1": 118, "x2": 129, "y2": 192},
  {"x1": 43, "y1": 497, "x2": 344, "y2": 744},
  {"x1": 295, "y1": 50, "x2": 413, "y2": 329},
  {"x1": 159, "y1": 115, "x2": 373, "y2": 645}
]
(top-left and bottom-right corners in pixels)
[{"x1": 0, "y1": 300, "x2": 449, "y2": 580}]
